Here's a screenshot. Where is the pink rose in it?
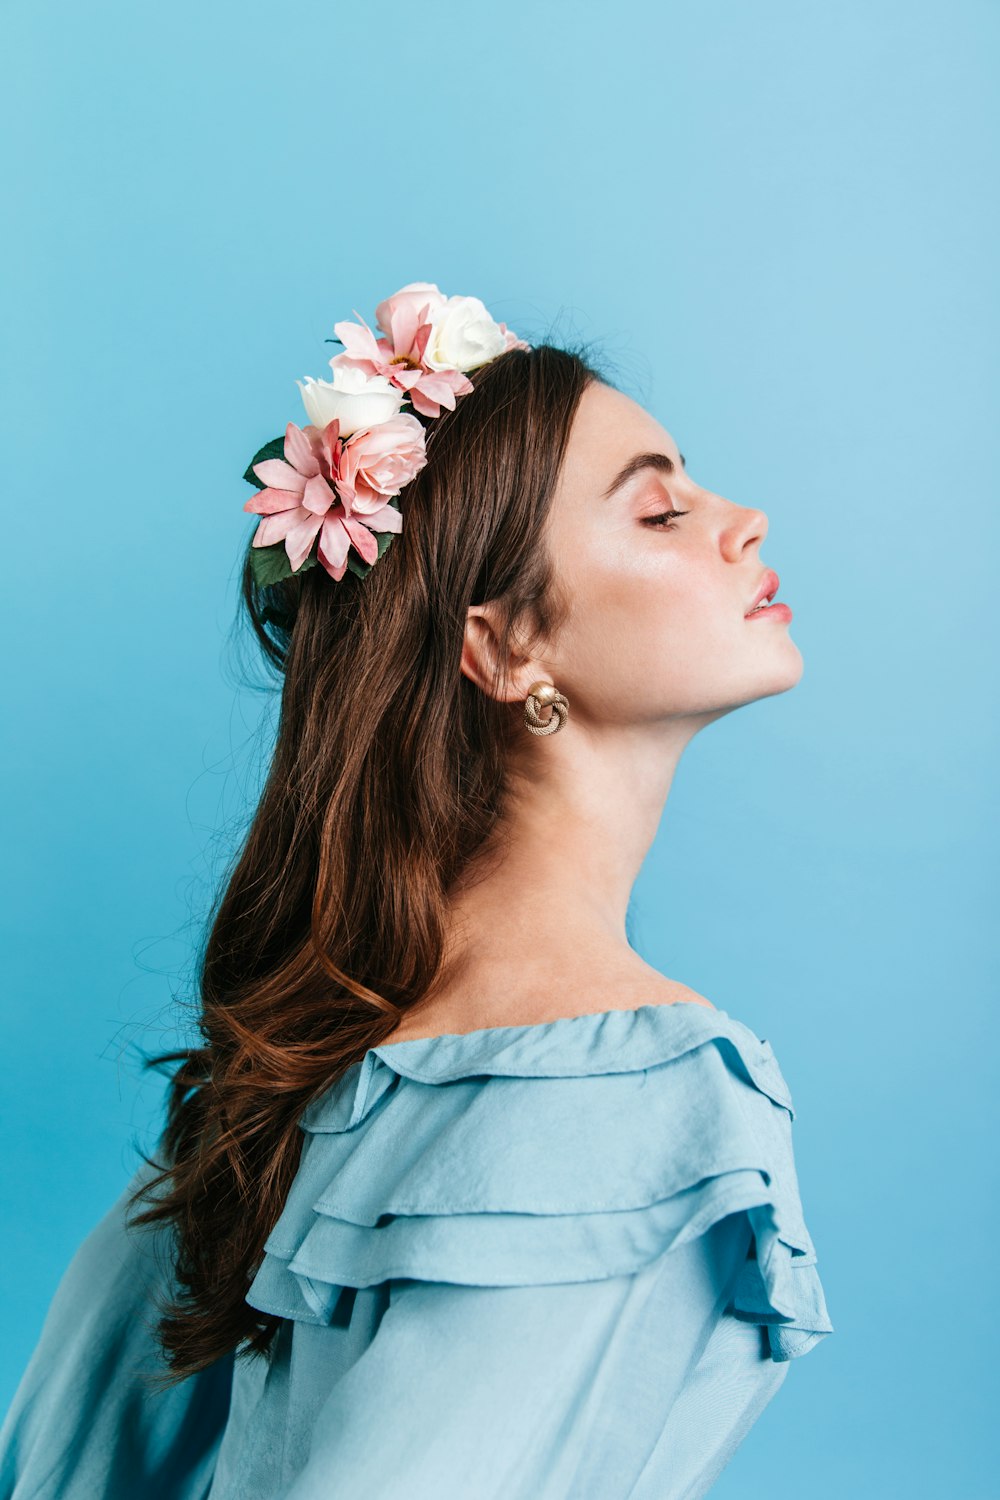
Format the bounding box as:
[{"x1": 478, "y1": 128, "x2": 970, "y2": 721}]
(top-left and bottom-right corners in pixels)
[
  {"x1": 336, "y1": 412, "x2": 428, "y2": 513},
  {"x1": 501, "y1": 323, "x2": 532, "y2": 352},
  {"x1": 374, "y1": 281, "x2": 448, "y2": 340}
]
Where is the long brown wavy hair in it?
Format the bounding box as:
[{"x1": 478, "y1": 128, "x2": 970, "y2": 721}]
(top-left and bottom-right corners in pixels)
[{"x1": 126, "y1": 337, "x2": 614, "y2": 1387}]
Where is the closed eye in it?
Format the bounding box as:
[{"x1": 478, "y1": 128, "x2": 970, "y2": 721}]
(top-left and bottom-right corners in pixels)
[{"x1": 643, "y1": 509, "x2": 689, "y2": 530}]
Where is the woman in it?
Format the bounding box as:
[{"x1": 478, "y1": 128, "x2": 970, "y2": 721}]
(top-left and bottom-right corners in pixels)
[{"x1": 0, "y1": 281, "x2": 833, "y2": 1499}]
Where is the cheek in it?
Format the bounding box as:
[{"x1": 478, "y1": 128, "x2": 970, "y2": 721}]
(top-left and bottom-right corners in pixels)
[
  {"x1": 552, "y1": 541, "x2": 739, "y2": 702},
  {"x1": 556, "y1": 541, "x2": 707, "y2": 671},
  {"x1": 578, "y1": 535, "x2": 714, "y2": 630}
]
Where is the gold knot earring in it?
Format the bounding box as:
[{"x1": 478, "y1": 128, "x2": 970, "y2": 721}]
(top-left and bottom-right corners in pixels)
[{"x1": 523, "y1": 680, "x2": 570, "y2": 736}]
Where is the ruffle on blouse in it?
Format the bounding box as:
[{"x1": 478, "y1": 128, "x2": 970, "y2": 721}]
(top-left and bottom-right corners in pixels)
[{"x1": 244, "y1": 1003, "x2": 833, "y2": 1361}]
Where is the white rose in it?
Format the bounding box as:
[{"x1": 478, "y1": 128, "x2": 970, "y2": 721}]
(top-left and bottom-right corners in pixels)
[
  {"x1": 423, "y1": 295, "x2": 509, "y2": 372},
  {"x1": 297, "y1": 364, "x2": 404, "y2": 438}
]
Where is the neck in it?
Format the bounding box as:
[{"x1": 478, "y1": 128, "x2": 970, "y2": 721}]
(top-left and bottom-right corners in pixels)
[{"x1": 437, "y1": 714, "x2": 712, "y2": 991}]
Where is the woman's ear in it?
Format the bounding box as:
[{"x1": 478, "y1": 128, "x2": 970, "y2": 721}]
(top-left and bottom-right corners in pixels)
[{"x1": 461, "y1": 601, "x2": 540, "y2": 705}]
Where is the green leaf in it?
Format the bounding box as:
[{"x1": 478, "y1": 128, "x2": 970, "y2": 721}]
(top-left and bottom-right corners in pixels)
[
  {"x1": 249, "y1": 542, "x2": 318, "y2": 588},
  {"x1": 243, "y1": 435, "x2": 288, "y2": 489}
]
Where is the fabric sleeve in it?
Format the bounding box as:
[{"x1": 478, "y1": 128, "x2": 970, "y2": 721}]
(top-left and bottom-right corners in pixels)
[
  {"x1": 627, "y1": 1299, "x2": 790, "y2": 1499},
  {"x1": 280, "y1": 1211, "x2": 769, "y2": 1500},
  {"x1": 0, "y1": 1162, "x2": 233, "y2": 1500}
]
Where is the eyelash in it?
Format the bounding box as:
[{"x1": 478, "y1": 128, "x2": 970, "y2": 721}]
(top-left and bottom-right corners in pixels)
[{"x1": 643, "y1": 509, "x2": 690, "y2": 530}]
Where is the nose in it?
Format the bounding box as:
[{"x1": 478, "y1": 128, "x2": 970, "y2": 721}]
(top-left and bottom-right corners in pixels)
[{"x1": 721, "y1": 500, "x2": 768, "y2": 560}]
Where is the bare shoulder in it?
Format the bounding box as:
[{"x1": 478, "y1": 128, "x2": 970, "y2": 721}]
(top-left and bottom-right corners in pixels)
[
  {"x1": 615, "y1": 971, "x2": 717, "y2": 1013},
  {"x1": 381, "y1": 962, "x2": 715, "y2": 1045}
]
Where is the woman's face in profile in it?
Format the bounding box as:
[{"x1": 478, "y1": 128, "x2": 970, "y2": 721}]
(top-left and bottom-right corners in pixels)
[{"x1": 540, "y1": 381, "x2": 803, "y2": 727}]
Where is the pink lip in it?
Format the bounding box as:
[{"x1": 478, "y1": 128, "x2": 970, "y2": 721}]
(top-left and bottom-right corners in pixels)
[
  {"x1": 745, "y1": 600, "x2": 793, "y2": 622},
  {"x1": 746, "y1": 569, "x2": 781, "y2": 615}
]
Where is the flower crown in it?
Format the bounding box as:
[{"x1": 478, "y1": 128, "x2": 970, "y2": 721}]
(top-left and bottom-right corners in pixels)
[{"x1": 242, "y1": 281, "x2": 530, "y2": 587}]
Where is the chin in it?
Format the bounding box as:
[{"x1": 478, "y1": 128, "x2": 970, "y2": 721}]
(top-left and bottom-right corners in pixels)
[
  {"x1": 764, "y1": 640, "x2": 805, "y2": 694},
  {"x1": 737, "y1": 633, "x2": 804, "y2": 703}
]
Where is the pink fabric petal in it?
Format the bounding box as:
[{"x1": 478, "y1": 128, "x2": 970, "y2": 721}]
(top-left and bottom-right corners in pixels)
[
  {"x1": 341, "y1": 515, "x2": 379, "y2": 565},
  {"x1": 318, "y1": 421, "x2": 342, "y2": 478},
  {"x1": 366, "y1": 461, "x2": 415, "y2": 498},
  {"x1": 253, "y1": 458, "x2": 307, "y2": 492},
  {"x1": 343, "y1": 424, "x2": 391, "y2": 461},
  {"x1": 334, "y1": 473, "x2": 357, "y2": 510},
  {"x1": 318, "y1": 551, "x2": 348, "y2": 583},
  {"x1": 320, "y1": 513, "x2": 351, "y2": 567},
  {"x1": 333, "y1": 317, "x2": 382, "y2": 366},
  {"x1": 389, "y1": 302, "x2": 419, "y2": 358},
  {"x1": 327, "y1": 353, "x2": 366, "y2": 374},
  {"x1": 283, "y1": 509, "x2": 324, "y2": 572},
  {"x1": 418, "y1": 372, "x2": 459, "y2": 408},
  {"x1": 302, "y1": 473, "x2": 338, "y2": 516},
  {"x1": 407, "y1": 385, "x2": 442, "y2": 419},
  {"x1": 283, "y1": 423, "x2": 321, "y2": 477},
  {"x1": 334, "y1": 445, "x2": 360, "y2": 508},
  {"x1": 500, "y1": 324, "x2": 530, "y2": 351},
  {"x1": 252, "y1": 507, "x2": 308, "y2": 547},
  {"x1": 346, "y1": 478, "x2": 380, "y2": 510},
  {"x1": 386, "y1": 364, "x2": 423, "y2": 392},
  {"x1": 361, "y1": 503, "x2": 403, "y2": 533},
  {"x1": 450, "y1": 370, "x2": 475, "y2": 398},
  {"x1": 344, "y1": 412, "x2": 425, "y2": 460},
  {"x1": 317, "y1": 513, "x2": 351, "y2": 574},
  {"x1": 244, "y1": 486, "x2": 305, "y2": 516}
]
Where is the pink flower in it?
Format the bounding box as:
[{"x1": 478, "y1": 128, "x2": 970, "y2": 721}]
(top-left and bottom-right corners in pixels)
[
  {"x1": 374, "y1": 280, "x2": 448, "y2": 334},
  {"x1": 374, "y1": 281, "x2": 530, "y2": 357},
  {"x1": 500, "y1": 324, "x2": 532, "y2": 352},
  {"x1": 336, "y1": 413, "x2": 428, "y2": 511},
  {"x1": 243, "y1": 419, "x2": 405, "y2": 583},
  {"x1": 330, "y1": 306, "x2": 475, "y2": 420}
]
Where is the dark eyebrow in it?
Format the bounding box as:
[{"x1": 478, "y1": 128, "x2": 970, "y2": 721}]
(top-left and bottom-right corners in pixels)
[{"x1": 600, "y1": 450, "x2": 686, "y2": 500}]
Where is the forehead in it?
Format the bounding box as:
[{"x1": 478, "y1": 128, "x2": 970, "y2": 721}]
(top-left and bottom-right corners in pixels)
[{"x1": 558, "y1": 382, "x2": 682, "y2": 499}]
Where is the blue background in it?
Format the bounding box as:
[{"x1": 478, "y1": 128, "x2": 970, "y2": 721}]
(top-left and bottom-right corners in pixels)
[{"x1": 2, "y1": 1, "x2": 996, "y2": 1492}]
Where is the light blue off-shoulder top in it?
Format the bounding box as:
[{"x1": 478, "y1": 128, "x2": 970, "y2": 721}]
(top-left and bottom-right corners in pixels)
[{"x1": 0, "y1": 1001, "x2": 833, "y2": 1499}]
